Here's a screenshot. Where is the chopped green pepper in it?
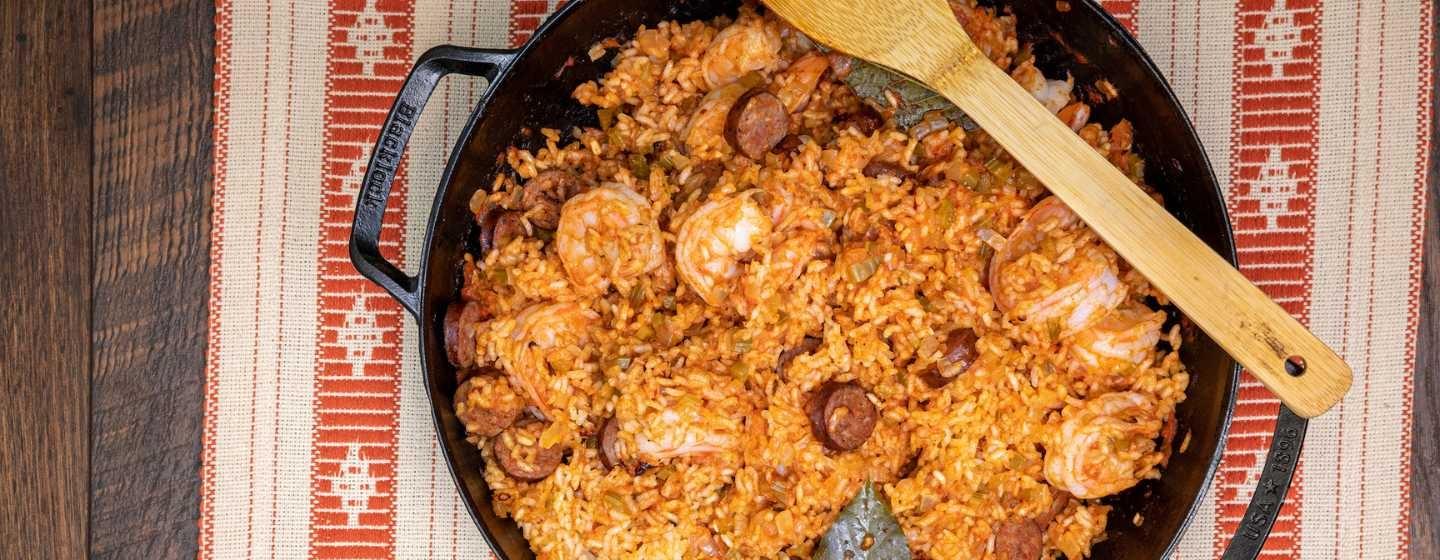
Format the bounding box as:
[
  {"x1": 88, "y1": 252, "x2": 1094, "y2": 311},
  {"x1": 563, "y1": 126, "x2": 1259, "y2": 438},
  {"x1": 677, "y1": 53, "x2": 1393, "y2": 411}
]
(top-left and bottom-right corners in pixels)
[
  {"x1": 629, "y1": 154, "x2": 651, "y2": 179},
  {"x1": 848, "y1": 256, "x2": 881, "y2": 283},
  {"x1": 936, "y1": 199, "x2": 955, "y2": 229}
]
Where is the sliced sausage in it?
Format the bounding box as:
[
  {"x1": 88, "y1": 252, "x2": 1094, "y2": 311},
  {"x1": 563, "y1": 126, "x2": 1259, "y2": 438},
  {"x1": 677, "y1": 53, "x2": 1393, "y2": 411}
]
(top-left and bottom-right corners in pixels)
[
  {"x1": 919, "y1": 328, "x2": 979, "y2": 389},
  {"x1": 521, "y1": 169, "x2": 578, "y2": 202},
  {"x1": 805, "y1": 381, "x2": 877, "y2": 451},
  {"x1": 444, "y1": 301, "x2": 483, "y2": 368},
  {"x1": 685, "y1": 160, "x2": 724, "y2": 192},
  {"x1": 676, "y1": 161, "x2": 726, "y2": 208},
  {"x1": 993, "y1": 518, "x2": 1044, "y2": 560},
  {"x1": 862, "y1": 160, "x2": 909, "y2": 180},
  {"x1": 777, "y1": 335, "x2": 822, "y2": 375},
  {"x1": 772, "y1": 133, "x2": 803, "y2": 154},
  {"x1": 917, "y1": 367, "x2": 948, "y2": 390},
  {"x1": 684, "y1": 82, "x2": 750, "y2": 155},
  {"x1": 1034, "y1": 489, "x2": 1071, "y2": 528},
  {"x1": 724, "y1": 89, "x2": 790, "y2": 159},
  {"x1": 525, "y1": 198, "x2": 561, "y2": 231},
  {"x1": 491, "y1": 210, "x2": 528, "y2": 249},
  {"x1": 492, "y1": 421, "x2": 565, "y2": 482},
  {"x1": 520, "y1": 170, "x2": 581, "y2": 230},
  {"x1": 940, "y1": 328, "x2": 980, "y2": 364},
  {"x1": 472, "y1": 204, "x2": 502, "y2": 256},
  {"x1": 597, "y1": 416, "x2": 621, "y2": 470},
  {"x1": 473, "y1": 205, "x2": 530, "y2": 255},
  {"x1": 842, "y1": 104, "x2": 884, "y2": 136},
  {"x1": 897, "y1": 449, "x2": 923, "y2": 479},
  {"x1": 454, "y1": 369, "x2": 525, "y2": 438}
]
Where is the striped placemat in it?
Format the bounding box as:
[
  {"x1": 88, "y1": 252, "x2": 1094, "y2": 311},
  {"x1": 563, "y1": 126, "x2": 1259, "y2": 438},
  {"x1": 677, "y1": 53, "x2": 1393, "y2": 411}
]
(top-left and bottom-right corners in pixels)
[{"x1": 198, "y1": 0, "x2": 1432, "y2": 557}]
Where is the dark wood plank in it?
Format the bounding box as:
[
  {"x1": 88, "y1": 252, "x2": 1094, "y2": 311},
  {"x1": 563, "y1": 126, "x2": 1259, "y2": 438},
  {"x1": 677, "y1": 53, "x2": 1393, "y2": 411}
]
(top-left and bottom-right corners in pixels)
[
  {"x1": 87, "y1": 0, "x2": 213, "y2": 558},
  {"x1": 0, "y1": 0, "x2": 93, "y2": 558},
  {"x1": 43, "y1": 4, "x2": 1435, "y2": 560},
  {"x1": 1413, "y1": 21, "x2": 1439, "y2": 556}
]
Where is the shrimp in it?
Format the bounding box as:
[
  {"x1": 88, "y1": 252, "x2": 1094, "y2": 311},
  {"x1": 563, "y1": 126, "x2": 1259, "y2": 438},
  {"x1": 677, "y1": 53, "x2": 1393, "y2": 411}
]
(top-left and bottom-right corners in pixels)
[
  {"x1": 1071, "y1": 304, "x2": 1166, "y2": 371},
  {"x1": 682, "y1": 81, "x2": 749, "y2": 156},
  {"x1": 632, "y1": 409, "x2": 736, "y2": 461},
  {"x1": 738, "y1": 227, "x2": 831, "y2": 306},
  {"x1": 1011, "y1": 59, "x2": 1074, "y2": 114},
  {"x1": 768, "y1": 227, "x2": 831, "y2": 281},
  {"x1": 990, "y1": 196, "x2": 1127, "y2": 336},
  {"x1": 1017, "y1": 252, "x2": 1125, "y2": 335},
  {"x1": 771, "y1": 52, "x2": 830, "y2": 113},
  {"x1": 493, "y1": 302, "x2": 598, "y2": 415},
  {"x1": 623, "y1": 393, "x2": 739, "y2": 463},
  {"x1": 699, "y1": 14, "x2": 781, "y2": 90},
  {"x1": 609, "y1": 365, "x2": 744, "y2": 464},
  {"x1": 675, "y1": 192, "x2": 774, "y2": 308},
  {"x1": 555, "y1": 183, "x2": 665, "y2": 293},
  {"x1": 1043, "y1": 391, "x2": 1164, "y2": 499},
  {"x1": 1057, "y1": 102, "x2": 1091, "y2": 132}
]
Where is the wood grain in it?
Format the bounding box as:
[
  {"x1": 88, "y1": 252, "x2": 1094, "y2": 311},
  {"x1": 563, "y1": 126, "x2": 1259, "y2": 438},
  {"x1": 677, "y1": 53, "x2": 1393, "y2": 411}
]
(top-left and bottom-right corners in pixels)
[
  {"x1": 0, "y1": 0, "x2": 92, "y2": 558},
  {"x1": 763, "y1": 0, "x2": 1351, "y2": 418},
  {"x1": 1412, "y1": 28, "x2": 1439, "y2": 556},
  {"x1": 87, "y1": 0, "x2": 213, "y2": 558}
]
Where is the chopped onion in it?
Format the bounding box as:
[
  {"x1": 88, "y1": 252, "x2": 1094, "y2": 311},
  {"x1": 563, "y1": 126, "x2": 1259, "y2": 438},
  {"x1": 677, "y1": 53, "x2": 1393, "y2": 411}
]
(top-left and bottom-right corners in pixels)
[
  {"x1": 603, "y1": 492, "x2": 629, "y2": 513},
  {"x1": 976, "y1": 228, "x2": 1008, "y2": 252},
  {"x1": 729, "y1": 362, "x2": 751, "y2": 381},
  {"x1": 819, "y1": 208, "x2": 838, "y2": 228},
  {"x1": 912, "y1": 111, "x2": 950, "y2": 139},
  {"x1": 657, "y1": 152, "x2": 690, "y2": 171},
  {"x1": 936, "y1": 199, "x2": 956, "y2": 229},
  {"x1": 848, "y1": 255, "x2": 881, "y2": 283}
]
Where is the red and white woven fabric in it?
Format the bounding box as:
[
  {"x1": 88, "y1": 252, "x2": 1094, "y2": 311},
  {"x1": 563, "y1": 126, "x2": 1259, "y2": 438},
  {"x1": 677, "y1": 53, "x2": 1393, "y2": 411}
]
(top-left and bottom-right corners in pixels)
[{"x1": 198, "y1": 0, "x2": 1432, "y2": 558}]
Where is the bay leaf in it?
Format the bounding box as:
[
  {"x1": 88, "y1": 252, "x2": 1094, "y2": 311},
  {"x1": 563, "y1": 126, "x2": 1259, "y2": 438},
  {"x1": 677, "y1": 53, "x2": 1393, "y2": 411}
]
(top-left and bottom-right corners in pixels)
[
  {"x1": 813, "y1": 480, "x2": 911, "y2": 560},
  {"x1": 839, "y1": 56, "x2": 978, "y2": 132}
]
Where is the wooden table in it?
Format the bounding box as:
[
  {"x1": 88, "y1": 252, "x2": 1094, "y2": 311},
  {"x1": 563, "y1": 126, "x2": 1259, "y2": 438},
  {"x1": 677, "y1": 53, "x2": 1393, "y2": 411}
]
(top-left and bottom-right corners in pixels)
[{"x1": 0, "y1": 1, "x2": 1434, "y2": 558}]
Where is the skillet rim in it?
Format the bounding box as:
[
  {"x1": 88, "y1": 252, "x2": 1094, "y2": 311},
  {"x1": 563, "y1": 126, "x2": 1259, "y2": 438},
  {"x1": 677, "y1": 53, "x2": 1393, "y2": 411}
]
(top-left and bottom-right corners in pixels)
[{"x1": 411, "y1": 1, "x2": 1242, "y2": 557}]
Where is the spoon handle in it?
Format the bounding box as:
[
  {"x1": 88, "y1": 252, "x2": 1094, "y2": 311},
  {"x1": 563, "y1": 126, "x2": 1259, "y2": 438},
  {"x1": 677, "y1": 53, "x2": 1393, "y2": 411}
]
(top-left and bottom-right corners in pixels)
[{"x1": 931, "y1": 61, "x2": 1350, "y2": 418}]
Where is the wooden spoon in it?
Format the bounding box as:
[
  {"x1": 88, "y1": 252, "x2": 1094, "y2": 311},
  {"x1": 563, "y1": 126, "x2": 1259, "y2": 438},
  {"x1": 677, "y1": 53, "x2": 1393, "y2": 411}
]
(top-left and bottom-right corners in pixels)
[{"x1": 764, "y1": 0, "x2": 1351, "y2": 418}]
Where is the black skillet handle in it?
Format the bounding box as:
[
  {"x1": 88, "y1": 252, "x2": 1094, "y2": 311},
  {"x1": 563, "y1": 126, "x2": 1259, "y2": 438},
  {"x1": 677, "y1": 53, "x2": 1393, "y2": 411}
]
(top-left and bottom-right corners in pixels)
[
  {"x1": 348, "y1": 45, "x2": 515, "y2": 317},
  {"x1": 1220, "y1": 406, "x2": 1308, "y2": 560}
]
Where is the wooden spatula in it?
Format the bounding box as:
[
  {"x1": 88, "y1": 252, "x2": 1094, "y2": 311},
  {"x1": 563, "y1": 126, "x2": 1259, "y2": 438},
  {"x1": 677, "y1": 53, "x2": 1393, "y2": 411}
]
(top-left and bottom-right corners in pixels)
[{"x1": 764, "y1": 0, "x2": 1351, "y2": 418}]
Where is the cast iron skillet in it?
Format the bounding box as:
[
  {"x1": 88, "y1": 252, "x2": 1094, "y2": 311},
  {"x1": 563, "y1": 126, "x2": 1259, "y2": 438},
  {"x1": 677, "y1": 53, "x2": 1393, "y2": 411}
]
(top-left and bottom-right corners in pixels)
[{"x1": 348, "y1": 0, "x2": 1307, "y2": 557}]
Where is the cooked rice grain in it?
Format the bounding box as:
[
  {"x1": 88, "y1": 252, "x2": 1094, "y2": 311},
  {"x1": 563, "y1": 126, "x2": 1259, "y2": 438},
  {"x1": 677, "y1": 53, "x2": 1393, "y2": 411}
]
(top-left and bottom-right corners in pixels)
[{"x1": 454, "y1": 2, "x2": 1188, "y2": 558}]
